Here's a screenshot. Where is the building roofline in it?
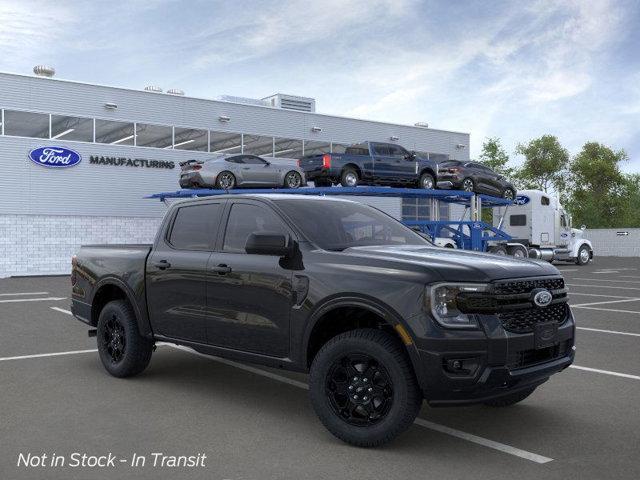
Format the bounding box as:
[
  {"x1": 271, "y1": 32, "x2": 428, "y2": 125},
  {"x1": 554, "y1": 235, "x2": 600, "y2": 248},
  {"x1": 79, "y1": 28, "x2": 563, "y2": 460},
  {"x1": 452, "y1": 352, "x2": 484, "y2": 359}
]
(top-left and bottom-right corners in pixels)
[{"x1": 0, "y1": 70, "x2": 469, "y2": 137}]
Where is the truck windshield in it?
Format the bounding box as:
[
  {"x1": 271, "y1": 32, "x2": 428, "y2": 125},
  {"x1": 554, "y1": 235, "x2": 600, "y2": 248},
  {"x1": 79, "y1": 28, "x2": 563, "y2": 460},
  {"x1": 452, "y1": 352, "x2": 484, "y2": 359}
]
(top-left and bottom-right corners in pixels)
[{"x1": 273, "y1": 199, "x2": 431, "y2": 251}]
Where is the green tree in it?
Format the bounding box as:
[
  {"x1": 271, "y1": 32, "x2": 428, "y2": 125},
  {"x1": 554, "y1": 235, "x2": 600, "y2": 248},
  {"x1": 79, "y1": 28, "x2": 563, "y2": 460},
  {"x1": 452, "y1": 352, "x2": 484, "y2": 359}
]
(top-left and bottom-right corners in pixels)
[
  {"x1": 479, "y1": 137, "x2": 514, "y2": 177},
  {"x1": 515, "y1": 135, "x2": 569, "y2": 193},
  {"x1": 566, "y1": 142, "x2": 628, "y2": 228}
]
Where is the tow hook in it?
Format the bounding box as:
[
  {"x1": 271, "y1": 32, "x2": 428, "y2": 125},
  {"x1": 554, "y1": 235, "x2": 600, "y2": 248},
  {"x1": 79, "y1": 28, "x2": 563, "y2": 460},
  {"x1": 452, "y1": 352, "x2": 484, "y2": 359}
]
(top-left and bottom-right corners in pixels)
[{"x1": 87, "y1": 329, "x2": 97, "y2": 338}]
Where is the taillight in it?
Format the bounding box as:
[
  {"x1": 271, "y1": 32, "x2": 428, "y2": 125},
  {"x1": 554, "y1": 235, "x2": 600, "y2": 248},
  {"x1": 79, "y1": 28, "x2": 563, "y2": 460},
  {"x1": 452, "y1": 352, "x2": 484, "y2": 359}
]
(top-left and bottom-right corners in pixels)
[
  {"x1": 192, "y1": 164, "x2": 202, "y2": 170},
  {"x1": 297, "y1": 159, "x2": 301, "y2": 167},
  {"x1": 71, "y1": 255, "x2": 77, "y2": 286},
  {"x1": 322, "y1": 154, "x2": 331, "y2": 169}
]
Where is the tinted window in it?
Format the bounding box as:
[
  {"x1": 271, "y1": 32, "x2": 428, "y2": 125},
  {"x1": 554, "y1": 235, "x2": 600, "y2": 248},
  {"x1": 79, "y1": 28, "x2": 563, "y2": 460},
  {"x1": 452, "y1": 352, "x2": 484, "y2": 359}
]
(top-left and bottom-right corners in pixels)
[
  {"x1": 169, "y1": 203, "x2": 222, "y2": 250},
  {"x1": 242, "y1": 155, "x2": 268, "y2": 165},
  {"x1": 387, "y1": 145, "x2": 407, "y2": 157},
  {"x1": 274, "y1": 199, "x2": 429, "y2": 251},
  {"x1": 510, "y1": 214, "x2": 527, "y2": 226},
  {"x1": 225, "y1": 156, "x2": 245, "y2": 164},
  {"x1": 4, "y1": 110, "x2": 50, "y2": 138},
  {"x1": 223, "y1": 203, "x2": 288, "y2": 253},
  {"x1": 372, "y1": 144, "x2": 390, "y2": 156}
]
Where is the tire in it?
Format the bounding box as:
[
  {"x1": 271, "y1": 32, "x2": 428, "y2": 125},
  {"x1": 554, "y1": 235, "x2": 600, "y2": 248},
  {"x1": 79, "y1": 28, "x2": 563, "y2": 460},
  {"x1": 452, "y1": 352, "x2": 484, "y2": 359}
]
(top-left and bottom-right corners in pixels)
[
  {"x1": 340, "y1": 168, "x2": 359, "y2": 187},
  {"x1": 284, "y1": 171, "x2": 303, "y2": 189},
  {"x1": 507, "y1": 244, "x2": 528, "y2": 259},
  {"x1": 96, "y1": 300, "x2": 153, "y2": 378},
  {"x1": 502, "y1": 188, "x2": 516, "y2": 200},
  {"x1": 488, "y1": 245, "x2": 508, "y2": 256},
  {"x1": 215, "y1": 171, "x2": 236, "y2": 190},
  {"x1": 418, "y1": 172, "x2": 435, "y2": 189},
  {"x1": 314, "y1": 178, "x2": 332, "y2": 187},
  {"x1": 575, "y1": 245, "x2": 591, "y2": 265},
  {"x1": 309, "y1": 328, "x2": 422, "y2": 447},
  {"x1": 461, "y1": 178, "x2": 475, "y2": 192},
  {"x1": 483, "y1": 386, "x2": 537, "y2": 407}
]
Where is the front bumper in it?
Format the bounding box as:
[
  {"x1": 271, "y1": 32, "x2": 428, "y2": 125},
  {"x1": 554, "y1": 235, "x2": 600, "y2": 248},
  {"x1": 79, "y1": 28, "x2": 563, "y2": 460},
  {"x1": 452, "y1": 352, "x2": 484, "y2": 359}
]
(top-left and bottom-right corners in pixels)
[{"x1": 412, "y1": 308, "x2": 576, "y2": 406}]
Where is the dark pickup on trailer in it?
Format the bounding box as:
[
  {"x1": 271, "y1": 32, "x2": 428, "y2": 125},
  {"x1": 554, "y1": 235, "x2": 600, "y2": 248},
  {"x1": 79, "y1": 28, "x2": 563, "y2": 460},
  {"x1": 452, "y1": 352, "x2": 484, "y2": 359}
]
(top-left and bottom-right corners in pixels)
[
  {"x1": 298, "y1": 141, "x2": 439, "y2": 189},
  {"x1": 71, "y1": 194, "x2": 575, "y2": 447}
]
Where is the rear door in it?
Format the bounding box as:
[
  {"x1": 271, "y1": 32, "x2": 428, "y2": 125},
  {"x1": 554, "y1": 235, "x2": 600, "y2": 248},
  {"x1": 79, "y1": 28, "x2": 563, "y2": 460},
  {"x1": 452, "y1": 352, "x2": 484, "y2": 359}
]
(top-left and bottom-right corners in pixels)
[
  {"x1": 146, "y1": 201, "x2": 224, "y2": 342},
  {"x1": 205, "y1": 200, "x2": 294, "y2": 357},
  {"x1": 371, "y1": 143, "x2": 393, "y2": 181}
]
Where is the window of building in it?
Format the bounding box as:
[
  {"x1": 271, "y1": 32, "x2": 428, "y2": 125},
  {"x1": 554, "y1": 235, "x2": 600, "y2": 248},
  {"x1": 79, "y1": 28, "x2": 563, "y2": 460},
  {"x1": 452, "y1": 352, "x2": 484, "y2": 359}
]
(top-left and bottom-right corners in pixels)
[
  {"x1": 3, "y1": 110, "x2": 49, "y2": 138},
  {"x1": 50, "y1": 115, "x2": 94, "y2": 142},
  {"x1": 243, "y1": 135, "x2": 274, "y2": 156},
  {"x1": 169, "y1": 203, "x2": 222, "y2": 250},
  {"x1": 95, "y1": 119, "x2": 135, "y2": 145},
  {"x1": 135, "y1": 123, "x2": 173, "y2": 148},
  {"x1": 223, "y1": 203, "x2": 288, "y2": 253},
  {"x1": 273, "y1": 137, "x2": 303, "y2": 158},
  {"x1": 210, "y1": 131, "x2": 242, "y2": 154},
  {"x1": 510, "y1": 214, "x2": 527, "y2": 226},
  {"x1": 303, "y1": 140, "x2": 331, "y2": 156},
  {"x1": 173, "y1": 127, "x2": 208, "y2": 151}
]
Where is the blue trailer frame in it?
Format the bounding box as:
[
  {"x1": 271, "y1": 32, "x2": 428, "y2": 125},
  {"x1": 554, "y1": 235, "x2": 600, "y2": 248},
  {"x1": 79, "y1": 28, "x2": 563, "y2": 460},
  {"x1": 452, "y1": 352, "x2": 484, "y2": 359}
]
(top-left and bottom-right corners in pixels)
[{"x1": 147, "y1": 187, "x2": 513, "y2": 252}]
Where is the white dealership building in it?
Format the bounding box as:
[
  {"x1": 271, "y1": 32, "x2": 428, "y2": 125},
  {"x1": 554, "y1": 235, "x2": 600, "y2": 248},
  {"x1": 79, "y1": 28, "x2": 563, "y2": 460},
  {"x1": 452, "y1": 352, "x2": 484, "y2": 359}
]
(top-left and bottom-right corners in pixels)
[{"x1": 0, "y1": 68, "x2": 470, "y2": 276}]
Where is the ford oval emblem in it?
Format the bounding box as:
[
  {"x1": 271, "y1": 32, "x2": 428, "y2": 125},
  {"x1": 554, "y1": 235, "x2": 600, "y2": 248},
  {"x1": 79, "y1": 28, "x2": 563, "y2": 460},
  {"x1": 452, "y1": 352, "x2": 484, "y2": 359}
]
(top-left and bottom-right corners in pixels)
[
  {"x1": 514, "y1": 195, "x2": 530, "y2": 205},
  {"x1": 532, "y1": 289, "x2": 553, "y2": 308},
  {"x1": 28, "y1": 146, "x2": 82, "y2": 168}
]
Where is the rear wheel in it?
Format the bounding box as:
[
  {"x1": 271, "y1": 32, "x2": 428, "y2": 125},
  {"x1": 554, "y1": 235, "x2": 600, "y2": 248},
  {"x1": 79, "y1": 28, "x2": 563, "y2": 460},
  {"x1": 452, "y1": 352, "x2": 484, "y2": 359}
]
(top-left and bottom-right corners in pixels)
[
  {"x1": 462, "y1": 178, "x2": 475, "y2": 192},
  {"x1": 215, "y1": 171, "x2": 236, "y2": 190},
  {"x1": 488, "y1": 245, "x2": 508, "y2": 256},
  {"x1": 502, "y1": 187, "x2": 516, "y2": 200},
  {"x1": 284, "y1": 171, "x2": 303, "y2": 189},
  {"x1": 340, "y1": 168, "x2": 359, "y2": 187},
  {"x1": 483, "y1": 386, "x2": 537, "y2": 407},
  {"x1": 97, "y1": 300, "x2": 153, "y2": 378},
  {"x1": 419, "y1": 172, "x2": 435, "y2": 189},
  {"x1": 309, "y1": 329, "x2": 422, "y2": 447},
  {"x1": 507, "y1": 244, "x2": 528, "y2": 259}
]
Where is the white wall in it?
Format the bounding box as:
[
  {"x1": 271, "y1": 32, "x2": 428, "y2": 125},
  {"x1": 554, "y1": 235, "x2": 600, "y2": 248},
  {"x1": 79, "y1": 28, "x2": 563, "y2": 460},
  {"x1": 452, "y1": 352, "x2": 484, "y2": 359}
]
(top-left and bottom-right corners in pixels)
[{"x1": 583, "y1": 228, "x2": 640, "y2": 257}]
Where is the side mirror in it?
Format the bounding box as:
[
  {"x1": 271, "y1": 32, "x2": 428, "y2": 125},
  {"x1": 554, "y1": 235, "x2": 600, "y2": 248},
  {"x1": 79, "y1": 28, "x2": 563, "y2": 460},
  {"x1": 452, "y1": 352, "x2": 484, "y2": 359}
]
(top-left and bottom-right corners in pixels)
[
  {"x1": 245, "y1": 233, "x2": 292, "y2": 256},
  {"x1": 581, "y1": 225, "x2": 586, "y2": 230}
]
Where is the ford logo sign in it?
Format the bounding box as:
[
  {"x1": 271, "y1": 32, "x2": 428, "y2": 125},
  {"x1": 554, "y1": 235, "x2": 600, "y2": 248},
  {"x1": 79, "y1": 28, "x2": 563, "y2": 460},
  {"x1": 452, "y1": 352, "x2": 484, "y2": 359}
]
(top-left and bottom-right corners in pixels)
[
  {"x1": 28, "y1": 146, "x2": 82, "y2": 168},
  {"x1": 532, "y1": 289, "x2": 553, "y2": 308},
  {"x1": 514, "y1": 195, "x2": 530, "y2": 205}
]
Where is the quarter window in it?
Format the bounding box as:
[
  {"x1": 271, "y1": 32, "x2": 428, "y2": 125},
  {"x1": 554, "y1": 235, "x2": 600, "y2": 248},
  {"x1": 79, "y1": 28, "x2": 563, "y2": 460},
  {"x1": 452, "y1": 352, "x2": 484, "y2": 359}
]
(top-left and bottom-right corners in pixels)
[
  {"x1": 223, "y1": 203, "x2": 288, "y2": 253},
  {"x1": 169, "y1": 203, "x2": 222, "y2": 250}
]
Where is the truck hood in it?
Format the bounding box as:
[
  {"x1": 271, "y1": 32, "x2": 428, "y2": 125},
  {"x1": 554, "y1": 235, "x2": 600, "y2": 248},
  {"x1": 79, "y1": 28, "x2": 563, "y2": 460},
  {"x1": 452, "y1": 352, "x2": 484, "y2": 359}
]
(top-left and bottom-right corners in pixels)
[{"x1": 342, "y1": 245, "x2": 560, "y2": 282}]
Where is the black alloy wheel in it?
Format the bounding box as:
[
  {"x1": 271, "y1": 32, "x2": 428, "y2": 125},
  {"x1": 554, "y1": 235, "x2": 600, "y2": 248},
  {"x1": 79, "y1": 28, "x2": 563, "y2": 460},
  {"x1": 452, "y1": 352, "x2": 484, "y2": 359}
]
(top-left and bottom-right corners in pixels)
[
  {"x1": 462, "y1": 178, "x2": 475, "y2": 192},
  {"x1": 325, "y1": 353, "x2": 394, "y2": 426},
  {"x1": 102, "y1": 314, "x2": 126, "y2": 364},
  {"x1": 503, "y1": 188, "x2": 515, "y2": 200}
]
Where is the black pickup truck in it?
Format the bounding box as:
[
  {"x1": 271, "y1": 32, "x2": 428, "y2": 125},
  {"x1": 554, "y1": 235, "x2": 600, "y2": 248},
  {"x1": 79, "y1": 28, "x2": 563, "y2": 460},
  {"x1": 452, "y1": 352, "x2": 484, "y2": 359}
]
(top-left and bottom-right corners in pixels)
[
  {"x1": 71, "y1": 194, "x2": 574, "y2": 447},
  {"x1": 298, "y1": 141, "x2": 439, "y2": 189}
]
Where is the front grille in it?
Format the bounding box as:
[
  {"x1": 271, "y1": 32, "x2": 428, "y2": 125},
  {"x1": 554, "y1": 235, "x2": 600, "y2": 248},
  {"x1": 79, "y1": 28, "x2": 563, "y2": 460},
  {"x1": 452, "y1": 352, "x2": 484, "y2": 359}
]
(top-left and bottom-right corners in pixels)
[
  {"x1": 507, "y1": 339, "x2": 572, "y2": 369},
  {"x1": 498, "y1": 302, "x2": 568, "y2": 333},
  {"x1": 493, "y1": 277, "x2": 565, "y2": 295}
]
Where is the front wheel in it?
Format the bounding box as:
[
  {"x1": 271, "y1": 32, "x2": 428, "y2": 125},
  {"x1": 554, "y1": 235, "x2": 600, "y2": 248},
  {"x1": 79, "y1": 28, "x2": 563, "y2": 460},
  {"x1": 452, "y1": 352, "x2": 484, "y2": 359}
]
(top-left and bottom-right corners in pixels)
[
  {"x1": 483, "y1": 386, "x2": 537, "y2": 407},
  {"x1": 418, "y1": 172, "x2": 435, "y2": 189},
  {"x1": 284, "y1": 171, "x2": 303, "y2": 189},
  {"x1": 97, "y1": 300, "x2": 153, "y2": 378},
  {"x1": 576, "y1": 245, "x2": 591, "y2": 265},
  {"x1": 309, "y1": 329, "x2": 422, "y2": 447}
]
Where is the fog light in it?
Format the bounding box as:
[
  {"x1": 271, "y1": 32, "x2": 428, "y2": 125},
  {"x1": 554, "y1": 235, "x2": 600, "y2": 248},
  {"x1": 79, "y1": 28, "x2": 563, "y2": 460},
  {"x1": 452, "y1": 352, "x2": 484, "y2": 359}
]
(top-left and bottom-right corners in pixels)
[{"x1": 444, "y1": 357, "x2": 480, "y2": 376}]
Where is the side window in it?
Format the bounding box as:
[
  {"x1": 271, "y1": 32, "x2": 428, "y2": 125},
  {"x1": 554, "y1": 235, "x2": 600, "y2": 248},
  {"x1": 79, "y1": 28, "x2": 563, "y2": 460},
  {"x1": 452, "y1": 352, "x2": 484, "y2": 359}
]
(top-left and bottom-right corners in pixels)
[
  {"x1": 223, "y1": 203, "x2": 288, "y2": 253},
  {"x1": 541, "y1": 196, "x2": 550, "y2": 206},
  {"x1": 372, "y1": 144, "x2": 390, "y2": 156},
  {"x1": 243, "y1": 155, "x2": 267, "y2": 165},
  {"x1": 387, "y1": 145, "x2": 405, "y2": 157},
  {"x1": 560, "y1": 215, "x2": 567, "y2": 227},
  {"x1": 510, "y1": 214, "x2": 527, "y2": 226},
  {"x1": 226, "y1": 156, "x2": 244, "y2": 164},
  {"x1": 169, "y1": 203, "x2": 222, "y2": 250}
]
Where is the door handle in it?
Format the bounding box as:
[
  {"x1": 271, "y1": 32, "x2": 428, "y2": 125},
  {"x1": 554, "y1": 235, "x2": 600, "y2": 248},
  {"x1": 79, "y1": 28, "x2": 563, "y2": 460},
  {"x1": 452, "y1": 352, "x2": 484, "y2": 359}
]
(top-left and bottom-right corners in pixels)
[
  {"x1": 242, "y1": 167, "x2": 251, "y2": 170},
  {"x1": 211, "y1": 264, "x2": 232, "y2": 274},
  {"x1": 153, "y1": 260, "x2": 171, "y2": 270}
]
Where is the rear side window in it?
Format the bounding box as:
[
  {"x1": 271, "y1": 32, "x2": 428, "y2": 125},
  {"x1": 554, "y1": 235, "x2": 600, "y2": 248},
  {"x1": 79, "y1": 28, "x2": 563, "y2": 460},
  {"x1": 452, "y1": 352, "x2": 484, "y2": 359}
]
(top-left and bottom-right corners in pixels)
[
  {"x1": 223, "y1": 203, "x2": 288, "y2": 253},
  {"x1": 510, "y1": 214, "x2": 527, "y2": 226},
  {"x1": 372, "y1": 144, "x2": 390, "y2": 156},
  {"x1": 541, "y1": 196, "x2": 550, "y2": 205},
  {"x1": 345, "y1": 146, "x2": 370, "y2": 155},
  {"x1": 169, "y1": 203, "x2": 222, "y2": 250}
]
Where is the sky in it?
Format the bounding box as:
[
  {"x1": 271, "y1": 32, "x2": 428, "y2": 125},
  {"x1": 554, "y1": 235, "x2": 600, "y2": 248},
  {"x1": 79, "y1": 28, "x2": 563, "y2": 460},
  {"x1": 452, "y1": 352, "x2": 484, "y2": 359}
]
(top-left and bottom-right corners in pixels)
[{"x1": 1, "y1": 0, "x2": 639, "y2": 170}]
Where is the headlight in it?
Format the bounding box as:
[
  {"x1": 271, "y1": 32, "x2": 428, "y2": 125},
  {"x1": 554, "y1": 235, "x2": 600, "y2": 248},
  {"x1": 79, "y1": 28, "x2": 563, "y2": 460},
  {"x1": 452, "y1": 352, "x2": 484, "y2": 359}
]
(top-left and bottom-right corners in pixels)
[{"x1": 426, "y1": 283, "x2": 489, "y2": 329}]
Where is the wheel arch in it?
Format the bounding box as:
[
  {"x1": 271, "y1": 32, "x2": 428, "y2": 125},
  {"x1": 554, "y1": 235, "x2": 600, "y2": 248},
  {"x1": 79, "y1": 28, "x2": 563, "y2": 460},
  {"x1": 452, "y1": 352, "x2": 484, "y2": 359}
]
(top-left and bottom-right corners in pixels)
[
  {"x1": 571, "y1": 239, "x2": 593, "y2": 258},
  {"x1": 342, "y1": 163, "x2": 362, "y2": 178},
  {"x1": 90, "y1": 277, "x2": 152, "y2": 338},
  {"x1": 302, "y1": 295, "x2": 424, "y2": 385}
]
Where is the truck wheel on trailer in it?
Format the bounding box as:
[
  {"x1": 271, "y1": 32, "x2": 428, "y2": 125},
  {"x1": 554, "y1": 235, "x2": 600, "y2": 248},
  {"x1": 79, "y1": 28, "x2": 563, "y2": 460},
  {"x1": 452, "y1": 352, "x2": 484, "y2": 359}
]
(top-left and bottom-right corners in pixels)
[
  {"x1": 341, "y1": 168, "x2": 359, "y2": 187},
  {"x1": 507, "y1": 244, "x2": 528, "y2": 259},
  {"x1": 576, "y1": 245, "x2": 591, "y2": 265},
  {"x1": 488, "y1": 245, "x2": 508, "y2": 256}
]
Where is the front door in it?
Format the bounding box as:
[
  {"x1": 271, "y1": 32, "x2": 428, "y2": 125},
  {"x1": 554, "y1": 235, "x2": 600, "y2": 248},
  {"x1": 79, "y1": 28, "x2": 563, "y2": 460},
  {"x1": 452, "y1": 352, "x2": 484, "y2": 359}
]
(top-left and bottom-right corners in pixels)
[
  {"x1": 146, "y1": 201, "x2": 224, "y2": 343},
  {"x1": 205, "y1": 200, "x2": 294, "y2": 357},
  {"x1": 241, "y1": 155, "x2": 280, "y2": 185}
]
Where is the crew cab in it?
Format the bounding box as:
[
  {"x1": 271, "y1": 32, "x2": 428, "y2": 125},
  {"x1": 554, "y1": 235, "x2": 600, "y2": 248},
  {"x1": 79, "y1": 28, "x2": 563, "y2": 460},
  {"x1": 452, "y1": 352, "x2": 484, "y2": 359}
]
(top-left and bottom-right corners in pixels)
[
  {"x1": 298, "y1": 142, "x2": 439, "y2": 189},
  {"x1": 71, "y1": 194, "x2": 575, "y2": 447}
]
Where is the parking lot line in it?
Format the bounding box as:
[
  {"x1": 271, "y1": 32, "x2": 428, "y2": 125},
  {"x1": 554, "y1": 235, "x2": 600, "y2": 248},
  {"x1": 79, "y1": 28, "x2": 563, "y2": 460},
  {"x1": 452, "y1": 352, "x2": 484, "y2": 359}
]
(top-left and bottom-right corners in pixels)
[
  {"x1": 571, "y1": 305, "x2": 640, "y2": 315},
  {"x1": 0, "y1": 291, "x2": 49, "y2": 296},
  {"x1": 570, "y1": 365, "x2": 640, "y2": 381},
  {"x1": 50, "y1": 306, "x2": 72, "y2": 315},
  {"x1": 566, "y1": 283, "x2": 640, "y2": 291},
  {"x1": 0, "y1": 349, "x2": 97, "y2": 362},
  {"x1": 0, "y1": 296, "x2": 66, "y2": 304},
  {"x1": 571, "y1": 278, "x2": 640, "y2": 284},
  {"x1": 569, "y1": 292, "x2": 637, "y2": 299},
  {"x1": 571, "y1": 298, "x2": 640, "y2": 308},
  {"x1": 577, "y1": 327, "x2": 640, "y2": 337}
]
